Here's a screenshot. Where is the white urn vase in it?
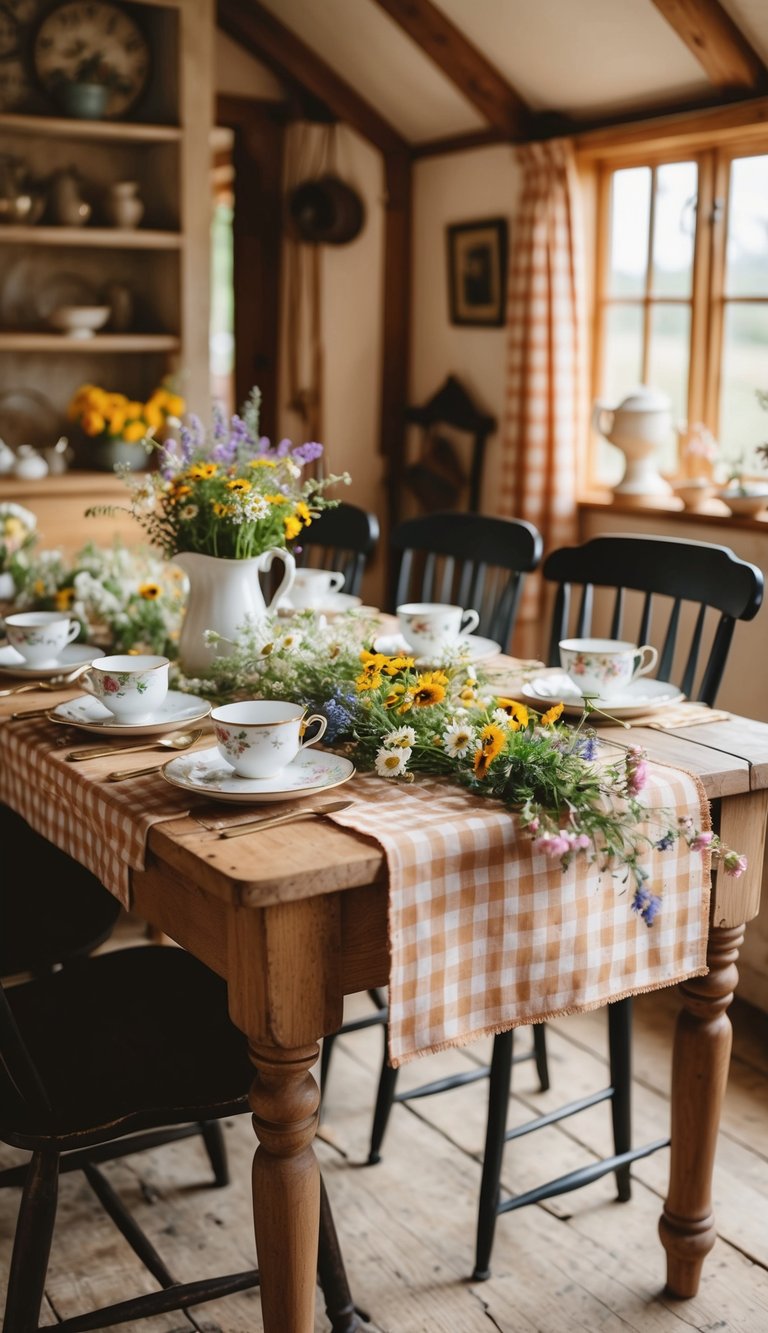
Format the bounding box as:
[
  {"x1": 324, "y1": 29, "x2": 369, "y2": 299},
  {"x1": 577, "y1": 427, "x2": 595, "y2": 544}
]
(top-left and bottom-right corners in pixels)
[
  {"x1": 173, "y1": 550, "x2": 295, "y2": 676},
  {"x1": 592, "y1": 386, "x2": 673, "y2": 499}
]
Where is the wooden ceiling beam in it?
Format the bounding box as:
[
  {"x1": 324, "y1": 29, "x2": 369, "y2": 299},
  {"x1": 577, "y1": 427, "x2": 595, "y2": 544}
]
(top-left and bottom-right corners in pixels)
[
  {"x1": 371, "y1": 0, "x2": 528, "y2": 139},
  {"x1": 649, "y1": 0, "x2": 768, "y2": 93},
  {"x1": 216, "y1": 0, "x2": 408, "y2": 155}
]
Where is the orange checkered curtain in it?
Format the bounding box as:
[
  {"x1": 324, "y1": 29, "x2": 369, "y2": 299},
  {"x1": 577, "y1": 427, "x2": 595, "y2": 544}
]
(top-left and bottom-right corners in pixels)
[{"x1": 499, "y1": 139, "x2": 587, "y2": 619}]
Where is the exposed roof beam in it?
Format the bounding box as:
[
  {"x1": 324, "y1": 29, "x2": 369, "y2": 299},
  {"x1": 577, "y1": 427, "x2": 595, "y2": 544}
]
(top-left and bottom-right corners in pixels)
[
  {"x1": 371, "y1": 0, "x2": 528, "y2": 138},
  {"x1": 216, "y1": 0, "x2": 407, "y2": 155},
  {"x1": 649, "y1": 0, "x2": 768, "y2": 93}
]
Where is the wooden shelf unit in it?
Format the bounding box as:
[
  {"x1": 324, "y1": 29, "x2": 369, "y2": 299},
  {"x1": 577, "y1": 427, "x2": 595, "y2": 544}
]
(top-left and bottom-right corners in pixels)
[
  {"x1": 0, "y1": 226, "x2": 183, "y2": 249},
  {"x1": 0, "y1": 113, "x2": 181, "y2": 143},
  {"x1": 0, "y1": 333, "x2": 181, "y2": 352}
]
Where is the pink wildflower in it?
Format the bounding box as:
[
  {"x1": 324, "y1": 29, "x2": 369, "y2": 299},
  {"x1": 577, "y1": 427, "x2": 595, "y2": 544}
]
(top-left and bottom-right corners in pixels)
[
  {"x1": 690, "y1": 831, "x2": 714, "y2": 852},
  {"x1": 533, "y1": 833, "x2": 571, "y2": 858},
  {"x1": 626, "y1": 745, "x2": 648, "y2": 795},
  {"x1": 723, "y1": 851, "x2": 748, "y2": 877}
]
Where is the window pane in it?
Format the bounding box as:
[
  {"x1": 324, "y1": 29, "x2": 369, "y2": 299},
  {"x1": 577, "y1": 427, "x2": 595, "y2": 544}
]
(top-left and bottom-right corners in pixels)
[
  {"x1": 719, "y1": 302, "x2": 768, "y2": 469},
  {"x1": 598, "y1": 304, "x2": 644, "y2": 485},
  {"x1": 646, "y1": 304, "x2": 690, "y2": 473},
  {"x1": 725, "y1": 155, "x2": 768, "y2": 298},
  {"x1": 608, "y1": 168, "x2": 650, "y2": 298},
  {"x1": 651, "y1": 161, "x2": 696, "y2": 297}
]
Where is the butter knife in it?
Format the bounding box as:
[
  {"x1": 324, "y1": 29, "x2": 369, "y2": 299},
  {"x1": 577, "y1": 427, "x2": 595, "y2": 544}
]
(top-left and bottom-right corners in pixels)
[{"x1": 218, "y1": 799, "x2": 353, "y2": 838}]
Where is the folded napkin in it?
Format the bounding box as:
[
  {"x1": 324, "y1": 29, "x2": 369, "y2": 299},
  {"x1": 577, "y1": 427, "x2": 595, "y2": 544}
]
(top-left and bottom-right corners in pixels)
[
  {"x1": 626, "y1": 703, "x2": 731, "y2": 731},
  {"x1": 328, "y1": 768, "x2": 710, "y2": 1066}
]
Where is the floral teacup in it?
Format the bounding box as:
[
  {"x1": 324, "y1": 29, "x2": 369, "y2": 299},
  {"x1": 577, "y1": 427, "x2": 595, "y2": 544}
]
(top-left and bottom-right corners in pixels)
[
  {"x1": 397, "y1": 602, "x2": 480, "y2": 656},
  {"x1": 211, "y1": 700, "x2": 328, "y2": 779},
  {"x1": 290, "y1": 568, "x2": 345, "y2": 610},
  {"x1": 81, "y1": 654, "x2": 169, "y2": 722},
  {"x1": 4, "y1": 611, "x2": 80, "y2": 666},
  {"x1": 559, "y1": 638, "x2": 658, "y2": 698}
]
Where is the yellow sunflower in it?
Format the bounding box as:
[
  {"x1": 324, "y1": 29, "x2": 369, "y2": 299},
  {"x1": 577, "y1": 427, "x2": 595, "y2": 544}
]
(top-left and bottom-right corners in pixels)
[
  {"x1": 284, "y1": 515, "x2": 302, "y2": 541},
  {"x1": 473, "y1": 722, "x2": 506, "y2": 778},
  {"x1": 188, "y1": 462, "x2": 219, "y2": 480},
  {"x1": 54, "y1": 586, "x2": 75, "y2": 611},
  {"x1": 412, "y1": 672, "x2": 446, "y2": 707},
  {"x1": 226, "y1": 478, "x2": 251, "y2": 493},
  {"x1": 138, "y1": 582, "x2": 161, "y2": 600},
  {"x1": 496, "y1": 698, "x2": 530, "y2": 729},
  {"x1": 541, "y1": 702, "x2": 565, "y2": 726}
]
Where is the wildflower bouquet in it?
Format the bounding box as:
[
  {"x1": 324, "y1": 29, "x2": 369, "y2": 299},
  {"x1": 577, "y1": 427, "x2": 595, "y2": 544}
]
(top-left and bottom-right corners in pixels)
[
  {"x1": 13, "y1": 542, "x2": 186, "y2": 655},
  {"x1": 188, "y1": 618, "x2": 745, "y2": 923},
  {"x1": 0, "y1": 502, "x2": 36, "y2": 578},
  {"x1": 68, "y1": 383, "x2": 184, "y2": 446},
  {"x1": 88, "y1": 388, "x2": 348, "y2": 561}
]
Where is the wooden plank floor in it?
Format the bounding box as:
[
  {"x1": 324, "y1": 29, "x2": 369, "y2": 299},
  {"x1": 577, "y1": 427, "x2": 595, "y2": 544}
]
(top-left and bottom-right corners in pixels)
[{"x1": 2, "y1": 922, "x2": 768, "y2": 1331}]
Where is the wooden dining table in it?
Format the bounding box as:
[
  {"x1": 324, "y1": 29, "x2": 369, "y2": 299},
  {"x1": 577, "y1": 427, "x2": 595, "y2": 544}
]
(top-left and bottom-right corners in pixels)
[{"x1": 3, "y1": 672, "x2": 768, "y2": 1333}]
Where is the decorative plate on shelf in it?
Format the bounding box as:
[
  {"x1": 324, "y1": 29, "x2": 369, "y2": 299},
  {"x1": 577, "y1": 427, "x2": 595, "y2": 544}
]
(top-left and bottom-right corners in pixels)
[
  {"x1": 0, "y1": 388, "x2": 61, "y2": 451},
  {"x1": 33, "y1": 0, "x2": 151, "y2": 120}
]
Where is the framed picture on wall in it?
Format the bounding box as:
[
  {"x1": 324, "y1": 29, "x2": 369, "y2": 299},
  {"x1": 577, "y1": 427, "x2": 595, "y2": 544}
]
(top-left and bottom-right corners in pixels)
[{"x1": 446, "y1": 218, "x2": 508, "y2": 327}]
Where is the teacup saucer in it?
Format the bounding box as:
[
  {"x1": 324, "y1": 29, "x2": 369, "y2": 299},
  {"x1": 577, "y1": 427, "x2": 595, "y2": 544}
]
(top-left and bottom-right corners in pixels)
[
  {"x1": 48, "y1": 690, "x2": 212, "y2": 736},
  {"x1": 0, "y1": 642, "x2": 100, "y2": 679},
  {"x1": 277, "y1": 592, "x2": 363, "y2": 617},
  {"x1": 162, "y1": 745, "x2": 356, "y2": 803},
  {"x1": 373, "y1": 633, "x2": 501, "y2": 666},
  {"x1": 521, "y1": 670, "x2": 684, "y2": 719}
]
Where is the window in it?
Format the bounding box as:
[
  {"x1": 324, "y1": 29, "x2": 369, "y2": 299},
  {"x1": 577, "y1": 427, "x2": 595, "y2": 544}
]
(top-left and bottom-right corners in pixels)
[{"x1": 590, "y1": 140, "x2": 768, "y2": 487}]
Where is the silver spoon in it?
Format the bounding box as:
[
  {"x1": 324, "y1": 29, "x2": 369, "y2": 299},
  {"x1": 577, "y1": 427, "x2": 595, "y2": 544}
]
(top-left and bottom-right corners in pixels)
[
  {"x1": 66, "y1": 729, "x2": 205, "y2": 763},
  {"x1": 0, "y1": 662, "x2": 93, "y2": 698}
]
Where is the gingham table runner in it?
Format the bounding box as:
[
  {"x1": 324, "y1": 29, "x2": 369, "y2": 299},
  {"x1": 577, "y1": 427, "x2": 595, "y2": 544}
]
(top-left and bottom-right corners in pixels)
[
  {"x1": 328, "y1": 765, "x2": 711, "y2": 1067},
  {"x1": 0, "y1": 716, "x2": 192, "y2": 907}
]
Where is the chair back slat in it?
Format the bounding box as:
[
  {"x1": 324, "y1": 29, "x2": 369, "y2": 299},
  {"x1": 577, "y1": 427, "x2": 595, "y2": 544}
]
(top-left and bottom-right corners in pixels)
[
  {"x1": 543, "y1": 535, "x2": 764, "y2": 706},
  {"x1": 610, "y1": 589, "x2": 624, "y2": 639},
  {"x1": 297, "y1": 503, "x2": 379, "y2": 597},
  {"x1": 421, "y1": 552, "x2": 437, "y2": 600},
  {"x1": 390, "y1": 513, "x2": 543, "y2": 648},
  {"x1": 0, "y1": 984, "x2": 51, "y2": 1118}
]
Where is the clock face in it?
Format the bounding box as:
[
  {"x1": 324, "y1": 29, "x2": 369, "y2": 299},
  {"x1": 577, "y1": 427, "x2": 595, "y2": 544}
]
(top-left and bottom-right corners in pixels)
[{"x1": 33, "y1": 1, "x2": 150, "y2": 119}]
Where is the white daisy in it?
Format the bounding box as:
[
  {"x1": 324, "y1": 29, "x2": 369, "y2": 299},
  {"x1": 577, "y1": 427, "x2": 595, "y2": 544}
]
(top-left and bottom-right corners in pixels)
[
  {"x1": 374, "y1": 745, "x2": 412, "y2": 777},
  {"x1": 384, "y1": 725, "x2": 416, "y2": 749},
  {"x1": 180, "y1": 503, "x2": 199, "y2": 520},
  {"x1": 443, "y1": 723, "x2": 475, "y2": 758},
  {"x1": 492, "y1": 707, "x2": 513, "y2": 729}
]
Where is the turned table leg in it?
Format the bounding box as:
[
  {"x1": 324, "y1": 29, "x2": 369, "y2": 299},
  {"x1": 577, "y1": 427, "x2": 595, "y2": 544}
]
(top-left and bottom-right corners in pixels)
[
  {"x1": 248, "y1": 1039, "x2": 322, "y2": 1333},
  {"x1": 659, "y1": 923, "x2": 743, "y2": 1298}
]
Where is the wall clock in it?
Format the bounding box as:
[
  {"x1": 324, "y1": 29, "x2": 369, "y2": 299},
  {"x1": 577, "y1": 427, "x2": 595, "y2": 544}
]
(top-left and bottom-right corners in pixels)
[{"x1": 33, "y1": 1, "x2": 150, "y2": 119}]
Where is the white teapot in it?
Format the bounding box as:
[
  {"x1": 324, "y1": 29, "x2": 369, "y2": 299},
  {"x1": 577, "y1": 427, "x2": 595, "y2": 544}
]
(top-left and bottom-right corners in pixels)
[{"x1": 592, "y1": 386, "x2": 673, "y2": 497}]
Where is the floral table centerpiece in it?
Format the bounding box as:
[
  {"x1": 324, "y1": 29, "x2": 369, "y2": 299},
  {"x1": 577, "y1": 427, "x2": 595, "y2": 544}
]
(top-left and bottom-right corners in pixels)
[
  {"x1": 0, "y1": 502, "x2": 37, "y2": 601},
  {"x1": 88, "y1": 388, "x2": 349, "y2": 674},
  {"x1": 68, "y1": 383, "x2": 185, "y2": 472}
]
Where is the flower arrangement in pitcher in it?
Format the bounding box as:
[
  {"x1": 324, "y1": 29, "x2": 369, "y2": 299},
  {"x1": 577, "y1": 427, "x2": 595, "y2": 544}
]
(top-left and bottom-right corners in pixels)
[
  {"x1": 68, "y1": 383, "x2": 185, "y2": 447},
  {"x1": 87, "y1": 388, "x2": 349, "y2": 560}
]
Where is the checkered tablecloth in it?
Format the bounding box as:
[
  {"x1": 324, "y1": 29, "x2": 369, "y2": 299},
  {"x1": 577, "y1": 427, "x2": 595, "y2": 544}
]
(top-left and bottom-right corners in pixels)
[
  {"x1": 329, "y1": 766, "x2": 711, "y2": 1066},
  {"x1": 0, "y1": 716, "x2": 192, "y2": 907}
]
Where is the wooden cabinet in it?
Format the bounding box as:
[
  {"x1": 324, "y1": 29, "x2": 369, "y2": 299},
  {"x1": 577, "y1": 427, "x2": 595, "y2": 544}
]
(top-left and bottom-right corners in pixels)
[
  {"x1": 0, "y1": 0, "x2": 212, "y2": 428},
  {"x1": 0, "y1": 473, "x2": 142, "y2": 554}
]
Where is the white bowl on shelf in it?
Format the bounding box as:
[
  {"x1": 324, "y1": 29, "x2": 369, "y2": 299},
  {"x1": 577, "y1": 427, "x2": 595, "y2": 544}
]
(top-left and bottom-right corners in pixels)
[
  {"x1": 719, "y1": 487, "x2": 768, "y2": 517},
  {"x1": 47, "y1": 305, "x2": 110, "y2": 339},
  {"x1": 672, "y1": 479, "x2": 717, "y2": 511}
]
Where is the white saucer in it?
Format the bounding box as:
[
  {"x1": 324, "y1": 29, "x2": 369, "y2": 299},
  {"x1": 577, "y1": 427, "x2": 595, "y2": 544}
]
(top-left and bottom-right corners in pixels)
[
  {"x1": 48, "y1": 690, "x2": 212, "y2": 736},
  {"x1": 277, "y1": 592, "x2": 362, "y2": 616},
  {"x1": 521, "y1": 670, "x2": 685, "y2": 719},
  {"x1": 162, "y1": 745, "x2": 356, "y2": 804},
  {"x1": 373, "y1": 633, "x2": 502, "y2": 666},
  {"x1": 0, "y1": 642, "x2": 100, "y2": 679}
]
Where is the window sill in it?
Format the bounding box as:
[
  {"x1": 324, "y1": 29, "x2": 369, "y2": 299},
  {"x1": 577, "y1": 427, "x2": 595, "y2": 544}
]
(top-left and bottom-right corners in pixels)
[{"x1": 577, "y1": 492, "x2": 768, "y2": 531}]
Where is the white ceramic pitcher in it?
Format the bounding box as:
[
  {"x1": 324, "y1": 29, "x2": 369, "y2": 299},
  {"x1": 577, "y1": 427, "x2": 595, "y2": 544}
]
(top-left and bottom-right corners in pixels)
[
  {"x1": 592, "y1": 386, "x2": 673, "y2": 497},
  {"x1": 174, "y1": 550, "x2": 295, "y2": 676}
]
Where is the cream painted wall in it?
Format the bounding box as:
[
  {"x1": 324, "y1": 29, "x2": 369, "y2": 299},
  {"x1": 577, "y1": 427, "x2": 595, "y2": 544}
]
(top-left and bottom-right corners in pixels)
[
  {"x1": 215, "y1": 31, "x2": 283, "y2": 99},
  {"x1": 411, "y1": 144, "x2": 520, "y2": 514}
]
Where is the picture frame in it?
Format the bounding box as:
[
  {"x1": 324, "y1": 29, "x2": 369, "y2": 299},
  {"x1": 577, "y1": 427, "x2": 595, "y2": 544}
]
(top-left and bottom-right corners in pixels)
[{"x1": 446, "y1": 217, "x2": 508, "y2": 327}]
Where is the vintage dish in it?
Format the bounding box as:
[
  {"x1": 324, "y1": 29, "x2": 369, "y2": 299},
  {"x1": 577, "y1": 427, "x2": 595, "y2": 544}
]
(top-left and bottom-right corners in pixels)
[
  {"x1": 49, "y1": 689, "x2": 211, "y2": 737},
  {"x1": 47, "y1": 304, "x2": 110, "y2": 338},
  {"x1": 397, "y1": 602, "x2": 480, "y2": 655},
  {"x1": 288, "y1": 568, "x2": 345, "y2": 610},
  {"x1": 373, "y1": 632, "x2": 501, "y2": 666},
  {"x1": 277, "y1": 591, "x2": 363, "y2": 617},
  {"x1": 3, "y1": 611, "x2": 80, "y2": 666},
  {"x1": 559, "y1": 638, "x2": 658, "y2": 698},
  {"x1": 522, "y1": 670, "x2": 683, "y2": 719},
  {"x1": 80, "y1": 654, "x2": 170, "y2": 723},
  {"x1": 162, "y1": 745, "x2": 355, "y2": 804},
  {"x1": 719, "y1": 488, "x2": 768, "y2": 518},
  {"x1": 211, "y1": 700, "x2": 328, "y2": 779},
  {"x1": 0, "y1": 641, "x2": 99, "y2": 678},
  {"x1": 673, "y1": 479, "x2": 717, "y2": 511}
]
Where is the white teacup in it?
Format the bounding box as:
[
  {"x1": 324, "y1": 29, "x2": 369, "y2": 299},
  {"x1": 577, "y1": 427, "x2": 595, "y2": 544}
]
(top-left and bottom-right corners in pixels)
[
  {"x1": 559, "y1": 638, "x2": 659, "y2": 698},
  {"x1": 397, "y1": 602, "x2": 480, "y2": 656},
  {"x1": 81, "y1": 654, "x2": 169, "y2": 722},
  {"x1": 4, "y1": 612, "x2": 80, "y2": 667},
  {"x1": 211, "y1": 700, "x2": 328, "y2": 779},
  {"x1": 290, "y1": 568, "x2": 345, "y2": 610}
]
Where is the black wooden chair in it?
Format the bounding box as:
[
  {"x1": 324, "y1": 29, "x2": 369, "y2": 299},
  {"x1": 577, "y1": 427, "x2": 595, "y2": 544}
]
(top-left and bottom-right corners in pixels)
[
  {"x1": 390, "y1": 511, "x2": 543, "y2": 647},
  {"x1": 0, "y1": 812, "x2": 360, "y2": 1332},
  {"x1": 298, "y1": 501, "x2": 380, "y2": 597}
]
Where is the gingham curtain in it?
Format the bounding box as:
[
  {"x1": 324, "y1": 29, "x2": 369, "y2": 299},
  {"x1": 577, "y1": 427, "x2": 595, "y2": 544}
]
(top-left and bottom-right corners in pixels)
[{"x1": 499, "y1": 139, "x2": 587, "y2": 619}]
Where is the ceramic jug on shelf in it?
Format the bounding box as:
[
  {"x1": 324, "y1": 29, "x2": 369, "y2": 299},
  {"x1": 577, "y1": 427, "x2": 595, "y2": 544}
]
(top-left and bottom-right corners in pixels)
[
  {"x1": 49, "y1": 168, "x2": 91, "y2": 227},
  {"x1": 104, "y1": 181, "x2": 144, "y2": 230},
  {"x1": 592, "y1": 386, "x2": 673, "y2": 498}
]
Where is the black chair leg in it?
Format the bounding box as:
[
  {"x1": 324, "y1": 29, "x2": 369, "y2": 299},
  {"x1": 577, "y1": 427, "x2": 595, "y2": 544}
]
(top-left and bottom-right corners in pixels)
[
  {"x1": 608, "y1": 997, "x2": 632, "y2": 1202},
  {"x1": 320, "y1": 1031, "x2": 339, "y2": 1102},
  {"x1": 199, "y1": 1120, "x2": 229, "y2": 1188},
  {"x1": 3, "y1": 1149, "x2": 59, "y2": 1333},
  {"x1": 368, "y1": 1026, "x2": 399, "y2": 1165},
  {"x1": 317, "y1": 1177, "x2": 367, "y2": 1332},
  {"x1": 473, "y1": 1030, "x2": 514, "y2": 1282},
  {"x1": 533, "y1": 1023, "x2": 549, "y2": 1092}
]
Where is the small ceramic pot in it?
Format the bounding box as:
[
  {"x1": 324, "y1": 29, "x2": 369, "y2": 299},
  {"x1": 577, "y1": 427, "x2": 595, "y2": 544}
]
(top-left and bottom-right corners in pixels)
[
  {"x1": 58, "y1": 82, "x2": 109, "y2": 120},
  {"x1": 104, "y1": 181, "x2": 144, "y2": 229},
  {"x1": 211, "y1": 700, "x2": 328, "y2": 779}
]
